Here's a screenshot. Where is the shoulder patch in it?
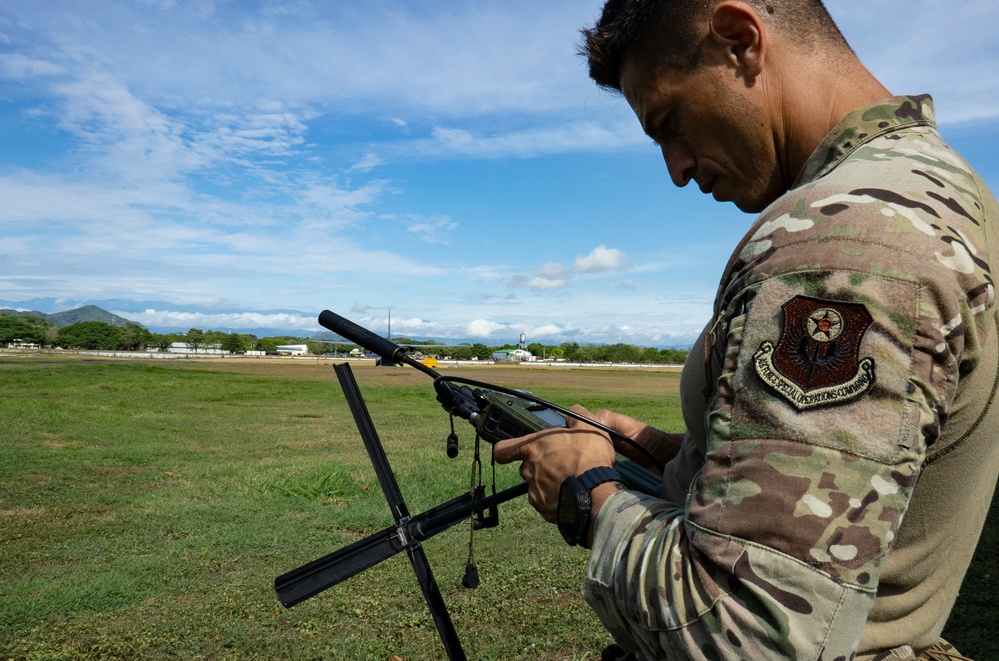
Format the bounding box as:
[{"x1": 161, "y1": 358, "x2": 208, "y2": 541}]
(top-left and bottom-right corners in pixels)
[{"x1": 753, "y1": 296, "x2": 876, "y2": 410}]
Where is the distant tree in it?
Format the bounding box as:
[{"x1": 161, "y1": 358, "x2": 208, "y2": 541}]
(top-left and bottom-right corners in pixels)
[
  {"x1": 149, "y1": 333, "x2": 173, "y2": 351},
  {"x1": 240, "y1": 334, "x2": 258, "y2": 351},
  {"x1": 560, "y1": 342, "x2": 580, "y2": 361},
  {"x1": 450, "y1": 345, "x2": 473, "y2": 360},
  {"x1": 469, "y1": 343, "x2": 492, "y2": 360},
  {"x1": 257, "y1": 337, "x2": 279, "y2": 352},
  {"x1": 185, "y1": 328, "x2": 205, "y2": 352},
  {"x1": 600, "y1": 343, "x2": 640, "y2": 363},
  {"x1": 55, "y1": 322, "x2": 123, "y2": 350},
  {"x1": 0, "y1": 313, "x2": 49, "y2": 345},
  {"x1": 204, "y1": 330, "x2": 228, "y2": 348},
  {"x1": 526, "y1": 342, "x2": 545, "y2": 358},
  {"x1": 119, "y1": 322, "x2": 151, "y2": 350},
  {"x1": 548, "y1": 345, "x2": 564, "y2": 360},
  {"x1": 659, "y1": 348, "x2": 689, "y2": 365},
  {"x1": 638, "y1": 347, "x2": 657, "y2": 363},
  {"x1": 220, "y1": 333, "x2": 246, "y2": 354}
]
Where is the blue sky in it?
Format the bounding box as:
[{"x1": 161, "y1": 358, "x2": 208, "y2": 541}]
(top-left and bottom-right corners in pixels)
[{"x1": 2, "y1": 1, "x2": 998, "y2": 346}]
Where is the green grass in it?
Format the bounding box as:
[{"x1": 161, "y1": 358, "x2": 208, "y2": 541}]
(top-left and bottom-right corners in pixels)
[{"x1": 0, "y1": 355, "x2": 995, "y2": 660}]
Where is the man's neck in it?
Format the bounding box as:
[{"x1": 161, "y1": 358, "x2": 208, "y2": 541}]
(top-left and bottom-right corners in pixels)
[{"x1": 770, "y1": 46, "x2": 892, "y2": 188}]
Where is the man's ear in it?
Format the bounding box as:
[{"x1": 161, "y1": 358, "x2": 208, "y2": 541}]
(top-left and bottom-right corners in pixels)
[{"x1": 707, "y1": 1, "x2": 766, "y2": 82}]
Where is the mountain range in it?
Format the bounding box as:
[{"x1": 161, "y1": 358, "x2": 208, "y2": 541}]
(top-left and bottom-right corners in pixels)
[
  {"x1": 1, "y1": 304, "x2": 141, "y2": 329},
  {"x1": 0, "y1": 305, "x2": 428, "y2": 343}
]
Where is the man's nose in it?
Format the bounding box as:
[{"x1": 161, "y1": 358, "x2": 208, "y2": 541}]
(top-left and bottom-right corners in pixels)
[{"x1": 661, "y1": 143, "x2": 694, "y2": 188}]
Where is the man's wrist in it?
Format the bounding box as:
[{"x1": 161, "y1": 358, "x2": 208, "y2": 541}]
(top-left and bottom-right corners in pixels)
[
  {"x1": 585, "y1": 480, "x2": 626, "y2": 548},
  {"x1": 556, "y1": 466, "x2": 622, "y2": 547}
]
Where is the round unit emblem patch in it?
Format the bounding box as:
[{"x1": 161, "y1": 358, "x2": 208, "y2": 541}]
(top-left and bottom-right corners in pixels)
[{"x1": 806, "y1": 308, "x2": 843, "y2": 342}]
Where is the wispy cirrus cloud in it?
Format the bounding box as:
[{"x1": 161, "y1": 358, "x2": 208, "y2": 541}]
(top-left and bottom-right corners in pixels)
[{"x1": 0, "y1": 53, "x2": 63, "y2": 79}]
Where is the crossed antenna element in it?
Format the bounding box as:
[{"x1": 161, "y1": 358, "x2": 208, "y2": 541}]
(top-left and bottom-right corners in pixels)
[{"x1": 273, "y1": 310, "x2": 663, "y2": 660}]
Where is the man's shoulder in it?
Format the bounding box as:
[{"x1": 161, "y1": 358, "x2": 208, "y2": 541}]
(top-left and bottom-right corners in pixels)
[{"x1": 735, "y1": 127, "x2": 991, "y2": 272}]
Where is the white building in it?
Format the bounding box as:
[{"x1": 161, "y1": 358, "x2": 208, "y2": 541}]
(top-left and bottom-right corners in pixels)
[
  {"x1": 491, "y1": 348, "x2": 533, "y2": 362},
  {"x1": 165, "y1": 342, "x2": 224, "y2": 355},
  {"x1": 275, "y1": 344, "x2": 309, "y2": 356}
]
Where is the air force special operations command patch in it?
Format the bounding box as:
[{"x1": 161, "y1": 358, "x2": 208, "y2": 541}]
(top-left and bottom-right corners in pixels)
[{"x1": 753, "y1": 296, "x2": 876, "y2": 411}]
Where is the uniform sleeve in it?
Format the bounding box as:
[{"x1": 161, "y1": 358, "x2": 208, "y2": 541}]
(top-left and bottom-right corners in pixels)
[{"x1": 583, "y1": 260, "x2": 971, "y2": 659}]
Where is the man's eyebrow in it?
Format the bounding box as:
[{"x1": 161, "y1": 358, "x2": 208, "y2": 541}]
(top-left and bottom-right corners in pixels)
[{"x1": 623, "y1": 82, "x2": 659, "y2": 143}]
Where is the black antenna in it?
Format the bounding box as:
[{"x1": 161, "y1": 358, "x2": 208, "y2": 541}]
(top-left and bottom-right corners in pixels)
[
  {"x1": 275, "y1": 362, "x2": 530, "y2": 659},
  {"x1": 318, "y1": 309, "x2": 437, "y2": 377}
]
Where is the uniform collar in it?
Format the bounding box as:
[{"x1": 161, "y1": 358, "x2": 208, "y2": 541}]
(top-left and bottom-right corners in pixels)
[{"x1": 794, "y1": 94, "x2": 937, "y2": 188}]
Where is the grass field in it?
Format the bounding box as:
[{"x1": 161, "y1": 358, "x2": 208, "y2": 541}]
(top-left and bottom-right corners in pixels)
[{"x1": 1, "y1": 354, "x2": 995, "y2": 660}]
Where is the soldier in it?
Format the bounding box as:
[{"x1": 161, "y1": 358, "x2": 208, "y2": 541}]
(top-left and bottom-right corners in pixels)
[{"x1": 493, "y1": 1, "x2": 998, "y2": 659}]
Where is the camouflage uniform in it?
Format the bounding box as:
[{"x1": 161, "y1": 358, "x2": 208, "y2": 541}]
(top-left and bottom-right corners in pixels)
[{"x1": 584, "y1": 96, "x2": 999, "y2": 660}]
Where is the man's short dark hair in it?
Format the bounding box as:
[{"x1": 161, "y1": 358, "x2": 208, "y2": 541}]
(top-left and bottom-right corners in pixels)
[{"x1": 580, "y1": 0, "x2": 851, "y2": 91}]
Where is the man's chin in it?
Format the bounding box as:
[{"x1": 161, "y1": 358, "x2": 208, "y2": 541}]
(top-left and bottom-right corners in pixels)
[
  {"x1": 714, "y1": 190, "x2": 760, "y2": 214},
  {"x1": 731, "y1": 189, "x2": 782, "y2": 214},
  {"x1": 733, "y1": 198, "x2": 765, "y2": 213},
  {"x1": 703, "y1": 176, "x2": 776, "y2": 212}
]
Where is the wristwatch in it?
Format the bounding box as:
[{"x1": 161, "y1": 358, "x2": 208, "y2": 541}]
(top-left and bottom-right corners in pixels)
[{"x1": 556, "y1": 466, "x2": 622, "y2": 547}]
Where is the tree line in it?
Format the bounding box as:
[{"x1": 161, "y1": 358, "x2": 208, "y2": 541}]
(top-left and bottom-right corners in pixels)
[
  {"x1": 0, "y1": 313, "x2": 689, "y2": 364},
  {"x1": 0, "y1": 314, "x2": 291, "y2": 354}
]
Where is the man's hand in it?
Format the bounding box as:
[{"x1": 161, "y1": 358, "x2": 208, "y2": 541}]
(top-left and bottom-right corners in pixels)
[
  {"x1": 568, "y1": 406, "x2": 683, "y2": 472},
  {"x1": 492, "y1": 421, "x2": 616, "y2": 523}
]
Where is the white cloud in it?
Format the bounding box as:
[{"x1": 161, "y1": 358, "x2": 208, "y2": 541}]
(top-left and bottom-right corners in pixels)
[
  {"x1": 531, "y1": 323, "x2": 566, "y2": 337},
  {"x1": 346, "y1": 153, "x2": 386, "y2": 174},
  {"x1": 573, "y1": 245, "x2": 631, "y2": 274},
  {"x1": 127, "y1": 309, "x2": 317, "y2": 331},
  {"x1": 538, "y1": 262, "x2": 569, "y2": 279},
  {"x1": 510, "y1": 261, "x2": 571, "y2": 291},
  {"x1": 466, "y1": 319, "x2": 506, "y2": 337},
  {"x1": 524, "y1": 276, "x2": 569, "y2": 291},
  {"x1": 508, "y1": 246, "x2": 632, "y2": 292}
]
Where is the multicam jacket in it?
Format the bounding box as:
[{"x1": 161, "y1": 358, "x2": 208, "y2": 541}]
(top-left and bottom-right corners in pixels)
[{"x1": 584, "y1": 96, "x2": 999, "y2": 660}]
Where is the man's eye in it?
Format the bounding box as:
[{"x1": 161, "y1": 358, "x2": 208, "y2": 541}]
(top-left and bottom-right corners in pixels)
[{"x1": 657, "y1": 116, "x2": 674, "y2": 140}]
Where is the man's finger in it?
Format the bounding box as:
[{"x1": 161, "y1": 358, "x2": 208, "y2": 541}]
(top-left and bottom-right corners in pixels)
[
  {"x1": 491, "y1": 434, "x2": 537, "y2": 464},
  {"x1": 492, "y1": 426, "x2": 573, "y2": 464},
  {"x1": 564, "y1": 404, "x2": 593, "y2": 429}
]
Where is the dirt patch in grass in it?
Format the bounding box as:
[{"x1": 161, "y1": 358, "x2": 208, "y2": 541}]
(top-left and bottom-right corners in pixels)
[
  {"x1": 40, "y1": 440, "x2": 75, "y2": 449},
  {"x1": 0, "y1": 507, "x2": 47, "y2": 520}
]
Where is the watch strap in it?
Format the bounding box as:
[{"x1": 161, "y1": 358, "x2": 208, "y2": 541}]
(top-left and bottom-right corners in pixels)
[{"x1": 576, "y1": 466, "x2": 622, "y2": 492}]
